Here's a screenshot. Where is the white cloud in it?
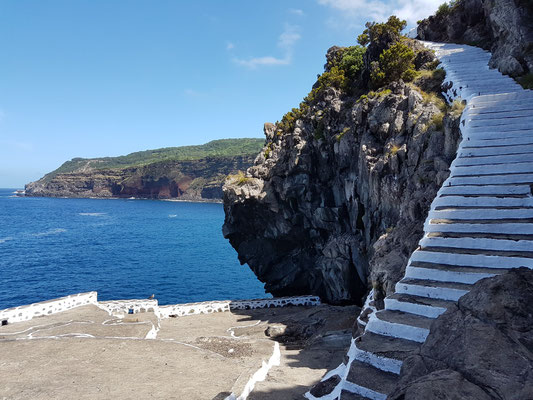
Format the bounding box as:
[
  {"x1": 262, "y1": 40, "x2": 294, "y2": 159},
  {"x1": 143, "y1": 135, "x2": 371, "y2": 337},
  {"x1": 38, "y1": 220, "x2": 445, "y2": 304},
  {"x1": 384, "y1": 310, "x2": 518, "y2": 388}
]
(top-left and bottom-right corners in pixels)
[
  {"x1": 318, "y1": 0, "x2": 442, "y2": 26},
  {"x1": 233, "y1": 25, "x2": 301, "y2": 69},
  {"x1": 278, "y1": 25, "x2": 301, "y2": 51},
  {"x1": 392, "y1": 0, "x2": 442, "y2": 25},
  {"x1": 318, "y1": 0, "x2": 388, "y2": 21},
  {"x1": 226, "y1": 41, "x2": 235, "y2": 50},
  {"x1": 234, "y1": 56, "x2": 291, "y2": 68},
  {"x1": 289, "y1": 8, "x2": 305, "y2": 16}
]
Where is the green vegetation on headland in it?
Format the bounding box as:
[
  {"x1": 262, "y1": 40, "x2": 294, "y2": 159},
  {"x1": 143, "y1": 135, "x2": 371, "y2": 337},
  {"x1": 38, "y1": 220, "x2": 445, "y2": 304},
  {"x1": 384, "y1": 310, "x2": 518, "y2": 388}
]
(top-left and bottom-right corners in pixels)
[
  {"x1": 26, "y1": 138, "x2": 264, "y2": 200},
  {"x1": 43, "y1": 138, "x2": 264, "y2": 182},
  {"x1": 273, "y1": 16, "x2": 448, "y2": 139}
]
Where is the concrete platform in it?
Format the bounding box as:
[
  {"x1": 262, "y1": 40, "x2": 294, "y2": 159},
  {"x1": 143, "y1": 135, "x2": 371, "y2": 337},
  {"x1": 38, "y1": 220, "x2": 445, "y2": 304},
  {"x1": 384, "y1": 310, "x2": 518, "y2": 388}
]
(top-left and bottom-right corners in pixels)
[{"x1": 0, "y1": 303, "x2": 357, "y2": 400}]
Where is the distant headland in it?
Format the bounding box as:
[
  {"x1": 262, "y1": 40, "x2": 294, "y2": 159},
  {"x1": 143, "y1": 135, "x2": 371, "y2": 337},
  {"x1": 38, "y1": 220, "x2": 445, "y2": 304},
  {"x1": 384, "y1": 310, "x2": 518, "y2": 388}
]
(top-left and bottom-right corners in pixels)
[{"x1": 25, "y1": 138, "x2": 264, "y2": 201}]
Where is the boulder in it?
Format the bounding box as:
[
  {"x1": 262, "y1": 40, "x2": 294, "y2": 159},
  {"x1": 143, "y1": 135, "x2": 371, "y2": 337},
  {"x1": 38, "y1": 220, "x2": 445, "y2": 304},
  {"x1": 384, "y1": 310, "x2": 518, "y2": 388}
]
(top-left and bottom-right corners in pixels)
[{"x1": 389, "y1": 268, "x2": 533, "y2": 400}]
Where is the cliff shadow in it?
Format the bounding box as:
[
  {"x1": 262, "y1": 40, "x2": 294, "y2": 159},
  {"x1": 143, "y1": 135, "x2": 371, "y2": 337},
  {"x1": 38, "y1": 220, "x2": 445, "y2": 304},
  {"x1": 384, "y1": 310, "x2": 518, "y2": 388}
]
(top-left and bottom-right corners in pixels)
[{"x1": 211, "y1": 303, "x2": 359, "y2": 399}]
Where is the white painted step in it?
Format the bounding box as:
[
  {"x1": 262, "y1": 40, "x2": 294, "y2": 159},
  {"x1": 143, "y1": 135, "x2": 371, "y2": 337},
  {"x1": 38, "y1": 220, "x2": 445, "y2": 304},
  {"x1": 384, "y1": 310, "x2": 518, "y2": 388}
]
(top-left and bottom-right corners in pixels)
[
  {"x1": 452, "y1": 161, "x2": 533, "y2": 176},
  {"x1": 410, "y1": 250, "x2": 533, "y2": 269},
  {"x1": 438, "y1": 184, "x2": 531, "y2": 196},
  {"x1": 459, "y1": 144, "x2": 533, "y2": 157},
  {"x1": 420, "y1": 236, "x2": 533, "y2": 253},
  {"x1": 432, "y1": 195, "x2": 533, "y2": 208},
  {"x1": 395, "y1": 278, "x2": 471, "y2": 302},
  {"x1": 365, "y1": 310, "x2": 432, "y2": 343},
  {"x1": 468, "y1": 110, "x2": 533, "y2": 120},
  {"x1": 429, "y1": 207, "x2": 533, "y2": 220},
  {"x1": 463, "y1": 136, "x2": 533, "y2": 147},
  {"x1": 454, "y1": 153, "x2": 533, "y2": 167},
  {"x1": 447, "y1": 173, "x2": 533, "y2": 185},
  {"x1": 425, "y1": 222, "x2": 533, "y2": 235},
  {"x1": 404, "y1": 265, "x2": 497, "y2": 284},
  {"x1": 385, "y1": 293, "x2": 453, "y2": 318}
]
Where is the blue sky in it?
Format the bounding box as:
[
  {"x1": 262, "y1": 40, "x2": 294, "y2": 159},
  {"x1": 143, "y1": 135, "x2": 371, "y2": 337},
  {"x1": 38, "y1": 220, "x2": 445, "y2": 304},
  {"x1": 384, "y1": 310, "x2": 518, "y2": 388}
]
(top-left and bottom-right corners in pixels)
[{"x1": 0, "y1": 0, "x2": 442, "y2": 187}]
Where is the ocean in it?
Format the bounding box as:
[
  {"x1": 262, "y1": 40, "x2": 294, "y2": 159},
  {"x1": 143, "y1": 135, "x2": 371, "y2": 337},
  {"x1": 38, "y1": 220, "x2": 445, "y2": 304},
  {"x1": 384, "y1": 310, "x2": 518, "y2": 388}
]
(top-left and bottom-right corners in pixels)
[{"x1": 0, "y1": 188, "x2": 267, "y2": 310}]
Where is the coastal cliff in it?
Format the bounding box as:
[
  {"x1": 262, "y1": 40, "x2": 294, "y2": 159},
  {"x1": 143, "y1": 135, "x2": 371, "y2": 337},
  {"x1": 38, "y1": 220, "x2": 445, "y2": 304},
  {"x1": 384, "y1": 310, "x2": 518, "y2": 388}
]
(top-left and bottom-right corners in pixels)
[
  {"x1": 25, "y1": 139, "x2": 263, "y2": 201},
  {"x1": 223, "y1": 19, "x2": 462, "y2": 304}
]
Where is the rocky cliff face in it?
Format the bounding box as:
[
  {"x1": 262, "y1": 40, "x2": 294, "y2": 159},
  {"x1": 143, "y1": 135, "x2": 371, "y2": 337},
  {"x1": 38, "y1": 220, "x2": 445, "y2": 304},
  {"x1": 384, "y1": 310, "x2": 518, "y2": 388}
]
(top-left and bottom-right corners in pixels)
[
  {"x1": 223, "y1": 73, "x2": 461, "y2": 303},
  {"x1": 417, "y1": 0, "x2": 533, "y2": 78},
  {"x1": 389, "y1": 268, "x2": 533, "y2": 400},
  {"x1": 26, "y1": 155, "x2": 256, "y2": 201}
]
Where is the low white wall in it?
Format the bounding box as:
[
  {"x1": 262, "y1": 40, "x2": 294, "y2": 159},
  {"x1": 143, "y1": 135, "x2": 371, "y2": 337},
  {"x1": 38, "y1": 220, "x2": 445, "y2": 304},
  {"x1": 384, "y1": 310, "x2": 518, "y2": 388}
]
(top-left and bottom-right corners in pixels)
[
  {"x1": 0, "y1": 292, "x2": 97, "y2": 324},
  {"x1": 97, "y1": 299, "x2": 159, "y2": 316},
  {"x1": 159, "y1": 296, "x2": 321, "y2": 318},
  {"x1": 0, "y1": 293, "x2": 321, "y2": 325}
]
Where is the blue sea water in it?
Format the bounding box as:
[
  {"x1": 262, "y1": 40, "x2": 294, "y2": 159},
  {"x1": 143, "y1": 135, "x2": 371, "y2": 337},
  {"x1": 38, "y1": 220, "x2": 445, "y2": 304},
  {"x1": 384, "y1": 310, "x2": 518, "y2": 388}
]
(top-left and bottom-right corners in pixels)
[{"x1": 0, "y1": 188, "x2": 267, "y2": 310}]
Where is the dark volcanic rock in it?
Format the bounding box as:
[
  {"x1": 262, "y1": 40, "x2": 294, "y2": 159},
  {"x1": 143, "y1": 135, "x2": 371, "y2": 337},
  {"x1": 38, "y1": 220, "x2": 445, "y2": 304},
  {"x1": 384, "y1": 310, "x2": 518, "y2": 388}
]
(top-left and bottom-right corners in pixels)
[
  {"x1": 310, "y1": 375, "x2": 341, "y2": 397},
  {"x1": 389, "y1": 268, "x2": 533, "y2": 400},
  {"x1": 223, "y1": 80, "x2": 461, "y2": 304},
  {"x1": 417, "y1": 0, "x2": 533, "y2": 77}
]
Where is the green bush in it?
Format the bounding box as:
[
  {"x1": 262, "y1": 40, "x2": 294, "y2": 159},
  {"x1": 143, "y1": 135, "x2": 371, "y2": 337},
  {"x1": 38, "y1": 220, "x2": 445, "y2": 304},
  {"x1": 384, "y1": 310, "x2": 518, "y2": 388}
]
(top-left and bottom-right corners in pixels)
[
  {"x1": 277, "y1": 102, "x2": 310, "y2": 133},
  {"x1": 436, "y1": 0, "x2": 460, "y2": 17},
  {"x1": 358, "y1": 16, "x2": 407, "y2": 47},
  {"x1": 436, "y1": 3, "x2": 450, "y2": 16},
  {"x1": 371, "y1": 41, "x2": 416, "y2": 87},
  {"x1": 305, "y1": 66, "x2": 348, "y2": 103},
  {"x1": 339, "y1": 46, "x2": 366, "y2": 82}
]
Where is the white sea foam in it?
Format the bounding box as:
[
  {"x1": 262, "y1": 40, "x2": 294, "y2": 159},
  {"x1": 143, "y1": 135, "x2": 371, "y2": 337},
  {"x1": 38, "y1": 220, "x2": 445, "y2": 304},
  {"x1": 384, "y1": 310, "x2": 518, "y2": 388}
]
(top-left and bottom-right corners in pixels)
[
  {"x1": 31, "y1": 228, "x2": 67, "y2": 237},
  {"x1": 79, "y1": 212, "x2": 107, "y2": 217},
  {"x1": 168, "y1": 214, "x2": 178, "y2": 218},
  {"x1": 0, "y1": 237, "x2": 13, "y2": 244}
]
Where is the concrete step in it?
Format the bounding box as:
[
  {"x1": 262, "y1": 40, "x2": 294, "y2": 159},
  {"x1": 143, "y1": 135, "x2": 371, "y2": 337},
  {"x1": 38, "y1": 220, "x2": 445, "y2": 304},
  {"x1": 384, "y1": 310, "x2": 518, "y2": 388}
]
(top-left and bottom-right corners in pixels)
[
  {"x1": 466, "y1": 104, "x2": 533, "y2": 115},
  {"x1": 469, "y1": 92, "x2": 533, "y2": 104},
  {"x1": 454, "y1": 153, "x2": 533, "y2": 167},
  {"x1": 469, "y1": 119, "x2": 533, "y2": 130},
  {"x1": 409, "y1": 260, "x2": 511, "y2": 275},
  {"x1": 395, "y1": 278, "x2": 472, "y2": 301},
  {"x1": 425, "y1": 222, "x2": 533, "y2": 235},
  {"x1": 385, "y1": 293, "x2": 454, "y2": 318},
  {"x1": 438, "y1": 184, "x2": 531, "y2": 196},
  {"x1": 410, "y1": 249, "x2": 533, "y2": 269},
  {"x1": 452, "y1": 162, "x2": 533, "y2": 177},
  {"x1": 447, "y1": 72, "x2": 510, "y2": 80},
  {"x1": 468, "y1": 109, "x2": 533, "y2": 120},
  {"x1": 354, "y1": 331, "x2": 421, "y2": 374},
  {"x1": 420, "y1": 236, "x2": 533, "y2": 254},
  {"x1": 465, "y1": 129, "x2": 533, "y2": 140},
  {"x1": 447, "y1": 173, "x2": 533, "y2": 186},
  {"x1": 404, "y1": 264, "x2": 498, "y2": 284},
  {"x1": 464, "y1": 85, "x2": 523, "y2": 94},
  {"x1": 344, "y1": 360, "x2": 398, "y2": 400},
  {"x1": 432, "y1": 195, "x2": 533, "y2": 208},
  {"x1": 366, "y1": 310, "x2": 433, "y2": 343},
  {"x1": 466, "y1": 139, "x2": 533, "y2": 150},
  {"x1": 459, "y1": 144, "x2": 533, "y2": 157},
  {"x1": 429, "y1": 207, "x2": 533, "y2": 220}
]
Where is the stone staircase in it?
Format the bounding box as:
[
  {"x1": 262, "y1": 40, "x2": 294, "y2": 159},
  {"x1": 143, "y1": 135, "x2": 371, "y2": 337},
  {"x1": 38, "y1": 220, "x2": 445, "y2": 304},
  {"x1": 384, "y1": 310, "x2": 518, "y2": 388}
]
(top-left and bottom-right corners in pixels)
[{"x1": 306, "y1": 42, "x2": 533, "y2": 400}]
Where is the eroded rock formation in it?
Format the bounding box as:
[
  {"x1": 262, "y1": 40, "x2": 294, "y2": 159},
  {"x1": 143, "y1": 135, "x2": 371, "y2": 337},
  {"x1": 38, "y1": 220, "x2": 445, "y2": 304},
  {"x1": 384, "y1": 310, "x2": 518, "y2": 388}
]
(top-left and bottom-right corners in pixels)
[
  {"x1": 417, "y1": 0, "x2": 533, "y2": 78},
  {"x1": 223, "y1": 76, "x2": 461, "y2": 304}
]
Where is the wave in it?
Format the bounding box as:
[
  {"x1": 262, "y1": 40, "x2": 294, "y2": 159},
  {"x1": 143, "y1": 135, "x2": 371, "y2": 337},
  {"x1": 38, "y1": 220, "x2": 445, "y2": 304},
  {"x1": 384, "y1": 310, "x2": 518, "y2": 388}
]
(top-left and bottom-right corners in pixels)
[
  {"x1": 31, "y1": 228, "x2": 67, "y2": 237},
  {"x1": 0, "y1": 237, "x2": 13, "y2": 244},
  {"x1": 168, "y1": 214, "x2": 178, "y2": 218},
  {"x1": 79, "y1": 212, "x2": 107, "y2": 217}
]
